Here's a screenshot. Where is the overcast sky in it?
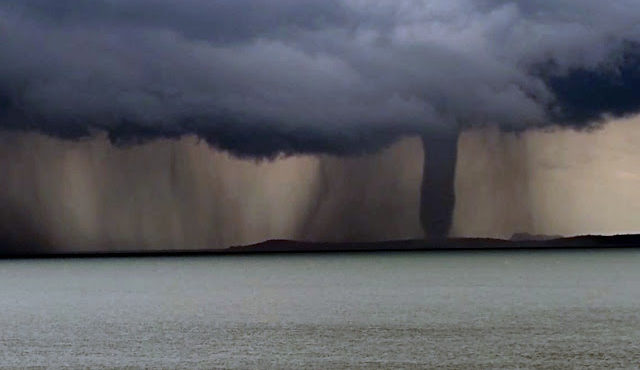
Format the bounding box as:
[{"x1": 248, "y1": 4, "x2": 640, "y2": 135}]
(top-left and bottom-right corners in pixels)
[{"x1": 1, "y1": 0, "x2": 640, "y2": 156}]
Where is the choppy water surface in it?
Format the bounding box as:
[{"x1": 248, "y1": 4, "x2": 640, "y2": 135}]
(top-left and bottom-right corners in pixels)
[{"x1": 1, "y1": 249, "x2": 640, "y2": 368}]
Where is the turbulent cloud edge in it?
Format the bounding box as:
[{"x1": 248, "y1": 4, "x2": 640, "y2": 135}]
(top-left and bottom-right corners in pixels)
[{"x1": 1, "y1": 0, "x2": 640, "y2": 156}]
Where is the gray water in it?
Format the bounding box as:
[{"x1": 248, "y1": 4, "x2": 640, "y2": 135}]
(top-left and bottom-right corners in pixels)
[{"x1": 1, "y1": 250, "x2": 640, "y2": 368}]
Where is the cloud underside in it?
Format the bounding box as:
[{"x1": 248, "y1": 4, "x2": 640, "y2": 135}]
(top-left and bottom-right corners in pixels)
[{"x1": 1, "y1": 0, "x2": 640, "y2": 156}]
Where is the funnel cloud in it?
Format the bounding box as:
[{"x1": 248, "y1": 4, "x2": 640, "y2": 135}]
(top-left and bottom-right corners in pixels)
[
  {"x1": 420, "y1": 133, "x2": 458, "y2": 238},
  {"x1": 2, "y1": 1, "x2": 640, "y2": 241}
]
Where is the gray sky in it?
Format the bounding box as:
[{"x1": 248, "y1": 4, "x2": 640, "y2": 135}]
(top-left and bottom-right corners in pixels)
[{"x1": 1, "y1": 0, "x2": 640, "y2": 156}]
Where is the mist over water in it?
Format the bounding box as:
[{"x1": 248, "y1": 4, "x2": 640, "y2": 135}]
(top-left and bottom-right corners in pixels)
[
  {"x1": 3, "y1": 116, "x2": 640, "y2": 251},
  {"x1": 0, "y1": 132, "x2": 423, "y2": 251},
  {"x1": 454, "y1": 115, "x2": 640, "y2": 238},
  {"x1": 454, "y1": 128, "x2": 535, "y2": 238}
]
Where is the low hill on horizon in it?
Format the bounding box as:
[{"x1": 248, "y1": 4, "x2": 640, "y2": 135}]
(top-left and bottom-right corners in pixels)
[{"x1": 2, "y1": 234, "x2": 640, "y2": 258}]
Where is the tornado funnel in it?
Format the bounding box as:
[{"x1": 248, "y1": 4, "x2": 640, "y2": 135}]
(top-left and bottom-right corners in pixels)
[{"x1": 420, "y1": 132, "x2": 459, "y2": 238}]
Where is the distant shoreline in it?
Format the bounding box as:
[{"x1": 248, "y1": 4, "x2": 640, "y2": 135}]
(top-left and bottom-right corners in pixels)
[{"x1": 1, "y1": 234, "x2": 640, "y2": 259}]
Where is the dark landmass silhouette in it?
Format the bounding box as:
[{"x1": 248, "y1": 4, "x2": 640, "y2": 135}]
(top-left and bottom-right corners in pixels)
[
  {"x1": 2, "y1": 234, "x2": 640, "y2": 259},
  {"x1": 509, "y1": 233, "x2": 564, "y2": 241}
]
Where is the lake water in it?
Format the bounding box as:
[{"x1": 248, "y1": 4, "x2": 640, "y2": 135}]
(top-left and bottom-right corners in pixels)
[{"x1": 1, "y1": 250, "x2": 639, "y2": 368}]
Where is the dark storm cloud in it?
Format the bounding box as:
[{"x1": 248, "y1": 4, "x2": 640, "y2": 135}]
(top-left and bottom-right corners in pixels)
[
  {"x1": 544, "y1": 46, "x2": 640, "y2": 125},
  {"x1": 3, "y1": 0, "x2": 354, "y2": 43},
  {"x1": 1, "y1": 0, "x2": 640, "y2": 156}
]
